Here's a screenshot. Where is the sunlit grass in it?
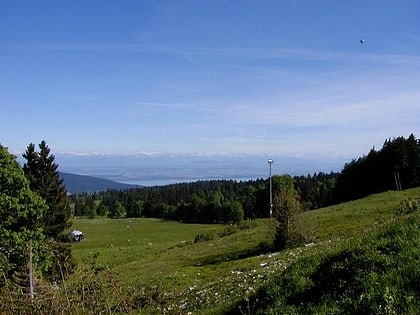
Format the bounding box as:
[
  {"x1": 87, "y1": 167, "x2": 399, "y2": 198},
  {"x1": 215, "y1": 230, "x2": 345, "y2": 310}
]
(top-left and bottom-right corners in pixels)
[
  {"x1": 68, "y1": 187, "x2": 420, "y2": 313},
  {"x1": 72, "y1": 218, "x2": 269, "y2": 285},
  {"x1": 303, "y1": 187, "x2": 420, "y2": 240}
]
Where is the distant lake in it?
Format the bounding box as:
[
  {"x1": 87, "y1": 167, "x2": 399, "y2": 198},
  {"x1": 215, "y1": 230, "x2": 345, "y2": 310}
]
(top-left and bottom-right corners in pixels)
[
  {"x1": 118, "y1": 176, "x2": 263, "y2": 187},
  {"x1": 52, "y1": 153, "x2": 346, "y2": 187}
]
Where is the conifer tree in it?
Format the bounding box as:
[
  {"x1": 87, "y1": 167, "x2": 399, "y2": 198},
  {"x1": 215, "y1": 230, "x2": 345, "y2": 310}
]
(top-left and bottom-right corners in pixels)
[
  {"x1": 0, "y1": 144, "x2": 52, "y2": 288},
  {"x1": 272, "y1": 175, "x2": 308, "y2": 250},
  {"x1": 22, "y1": 141, "x2": 75, "y2": 280},
  {"x1": 23, "y1": 141, "x2": 71, "y2": 239}
]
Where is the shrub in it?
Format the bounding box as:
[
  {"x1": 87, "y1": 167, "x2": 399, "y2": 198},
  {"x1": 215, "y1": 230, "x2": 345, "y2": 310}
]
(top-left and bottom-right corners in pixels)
[
  {"x1": 273, "y1": 191, "x2": 308, "y2": 250},
  {"x1": 0, "y1": 251, "x2": 169, "y2": 314},
  {"x1": 194, "y1": 232, "x2": 215, "y2": 243},
  {"x1": 394, "y1": 197, "x2": 419, "y2": 217}
]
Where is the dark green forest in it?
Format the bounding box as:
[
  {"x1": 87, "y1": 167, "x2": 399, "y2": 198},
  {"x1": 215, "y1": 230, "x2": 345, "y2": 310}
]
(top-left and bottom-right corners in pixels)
[
  {"x1": 70, "y1": 134, "x2": 420, "y2": 223},
  {"x1": 334, "y1": 134, "x2": 420, "y2": 202}
]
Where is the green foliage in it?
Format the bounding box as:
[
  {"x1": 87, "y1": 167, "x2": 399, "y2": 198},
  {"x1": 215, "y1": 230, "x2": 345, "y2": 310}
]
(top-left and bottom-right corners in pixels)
[
  {"x1": 194, "y1": 231, "x2": 216, "y2": 243},
  {"x1": 394, "y1": 197, "x2": 419, "y2": 217},
  {"x1": 273, "y1": 191, "x2": 305, "y2": 250},
  {"x1": 223, "y1": 199, "x2": 244, "y2": 224},
  {"x1": 334, "y1": 134, "x2": 420, "y2": 203},
  {"x1": 46, "y1": 240, "x2": 76, "y2": 280},
  {"x1": 272, "y1": 176, "x2": 311, "y2": 250},
  {"x1": 22, "y1": 141, "x2": 75, "y2": 281},
  {"x1": 86, "y1": 206, "x2": 97, "y2": 219},
  {"x1": 294, "y1": 172, "x2": 338, "y2": 210},
  {"x1": 272, "y1": 174, "x2": 296, "y2": 195},
  {"x1": 107, "y1": 200, "x2": 125, "y2": 218},
  {"x1": 0, "y1": 251, "x2": 168, "y2": 314},
  {"x1": 74, "y1": 178, "x2": 269, "y2": 223},
  {"x1": 22, "y1": 141, "x2": 72, "y2": 239},
  {"x1": 0, "y1": 144, "x2": 52, "y2": 285},
  {"x1": 95, "y1": 202, "x2": 109, "y2": 217}
]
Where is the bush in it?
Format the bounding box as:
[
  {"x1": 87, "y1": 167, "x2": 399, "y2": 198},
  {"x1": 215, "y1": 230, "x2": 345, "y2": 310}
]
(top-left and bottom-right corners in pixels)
[
  {"x1": 394, "y1": 197, "x2": 419, "y2": 217},
  {"x1": 194, "y1": 232, "x2": 215, "y2": 243},
  {"x1": 273, "y1": 191, "x2": 307, "y2": 250},
  {"x1": 0, "y1": 251, "x2": 169, "y2": 314}
]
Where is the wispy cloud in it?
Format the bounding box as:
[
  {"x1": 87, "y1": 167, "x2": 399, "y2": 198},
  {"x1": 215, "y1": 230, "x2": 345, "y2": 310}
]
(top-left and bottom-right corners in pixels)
[
  {"x1": 3, "y1": 40, "x2": 419, "y2": 157},
  {"x1": 231, "y1": 88, "x2": 420, "y2": 128},
  {"x1": 4, "y1": 42, "x2": 420, "y2": 66},
  {"x1": 122, "y1": 100, "x2": 217, "y2": 113}
]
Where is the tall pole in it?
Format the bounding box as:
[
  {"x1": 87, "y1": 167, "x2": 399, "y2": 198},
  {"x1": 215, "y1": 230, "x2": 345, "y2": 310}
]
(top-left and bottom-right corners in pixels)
[{"x1": 268, "y1": 159, "x2": 273, "y2": 218}]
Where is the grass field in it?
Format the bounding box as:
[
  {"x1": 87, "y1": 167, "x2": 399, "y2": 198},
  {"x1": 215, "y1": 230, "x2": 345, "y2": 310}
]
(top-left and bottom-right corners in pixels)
[
  {"x1": 69, "y1": 187, "x2": 420, "y2": 314},
  {"x1": 71, "y1": 217, "x2": 276, "y2": 312}
]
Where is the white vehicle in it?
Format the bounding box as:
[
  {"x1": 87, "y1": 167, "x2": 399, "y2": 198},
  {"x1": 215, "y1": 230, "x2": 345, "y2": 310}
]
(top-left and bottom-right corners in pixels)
[{"x1": 70, "y1": 229, "x2": 83, "y2": 242}]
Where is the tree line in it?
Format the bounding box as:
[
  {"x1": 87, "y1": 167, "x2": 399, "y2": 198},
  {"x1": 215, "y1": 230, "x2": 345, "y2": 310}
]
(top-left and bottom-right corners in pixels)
[
  {"x1": 70, "y1": 179, "x2": 267, "y2": 223},
  {"x1": 70, "y1": 134, "x2": 420, "y2": 224},
  {"x1": 334, "y1": 134, "x2": 420, "y2": 202}
]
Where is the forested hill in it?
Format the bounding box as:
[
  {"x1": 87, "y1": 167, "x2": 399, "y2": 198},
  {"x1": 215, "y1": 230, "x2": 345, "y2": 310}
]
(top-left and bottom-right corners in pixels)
[{"x1": 60, "y1": 172, "x2": 140, "y2": 193}]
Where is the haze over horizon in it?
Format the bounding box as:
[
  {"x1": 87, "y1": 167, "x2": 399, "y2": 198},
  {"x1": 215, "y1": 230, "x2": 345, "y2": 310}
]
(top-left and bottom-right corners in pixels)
[
  {"x1": 51, "y1": 152, "x2": 348, "y2": 187},
  {"x1": 1, "y1": 1, "x2": 419, "y2": 161}
]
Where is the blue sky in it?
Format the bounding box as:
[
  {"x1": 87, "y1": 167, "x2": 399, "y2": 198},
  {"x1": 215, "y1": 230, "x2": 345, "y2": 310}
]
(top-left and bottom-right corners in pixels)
[{"x1": 1, "y1": 1, "x2": 420, "y2": 160}]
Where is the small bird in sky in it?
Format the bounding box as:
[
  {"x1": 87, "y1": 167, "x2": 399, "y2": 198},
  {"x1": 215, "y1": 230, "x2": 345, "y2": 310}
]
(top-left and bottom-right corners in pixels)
[{"x1": 360, "y1": 39, "x2": 365, "y2": 45}]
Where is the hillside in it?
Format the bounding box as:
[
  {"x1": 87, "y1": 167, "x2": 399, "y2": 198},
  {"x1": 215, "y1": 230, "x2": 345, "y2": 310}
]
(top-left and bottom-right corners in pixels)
[
  {"x1": 4, "y1": 187, "x2": 419, "y2": 314},
  {"x1": 59, "y1": 172, "x2": 141, "y2": 193},
  {"x1": 70, "y1": 187, "x2": 420, "y2": 314},
  {"x1": 229, "y1": 192, "x2": 420, "y2": 314}
]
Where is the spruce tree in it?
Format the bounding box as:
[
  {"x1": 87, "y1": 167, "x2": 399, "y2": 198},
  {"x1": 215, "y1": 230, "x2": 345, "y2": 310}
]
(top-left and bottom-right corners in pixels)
[
  {"x1": 272, "y1": 175, "x2": 308, "y2": 250},
  {"x1": 23, "y1": 141, "x2": 71, "y2": 239},
  {"x1": 0, "y1": 144, "x2": 52, "y2": 288},
  {"x1": 22, "y1": 141, "x2": 75, "y2": 280}
]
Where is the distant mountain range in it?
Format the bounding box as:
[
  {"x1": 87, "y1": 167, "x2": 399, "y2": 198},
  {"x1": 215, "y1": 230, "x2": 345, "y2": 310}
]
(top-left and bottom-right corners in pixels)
[{"x1": 60, "y1": 172, "x2": 141, "y2": 194}]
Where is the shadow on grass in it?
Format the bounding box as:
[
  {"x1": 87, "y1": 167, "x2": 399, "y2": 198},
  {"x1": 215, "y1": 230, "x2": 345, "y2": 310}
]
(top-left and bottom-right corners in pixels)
[
  {"x1": 192, "y1": 241, "x2": 274, "y2": 266},
  {"x1": 225, "y1": 215, "x2": 420, "y2": 315}
]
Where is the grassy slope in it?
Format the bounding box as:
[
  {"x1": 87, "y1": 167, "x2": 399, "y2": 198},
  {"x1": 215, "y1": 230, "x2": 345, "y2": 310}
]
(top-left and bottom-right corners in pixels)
[
  {"x1": 71, "y1": 187, "x2": 420, "y2": 314},
  {"x1": 230, "y1": 188, "x2": 420, "y2": 314},
  {"x1": 303, "y1": 188, "x2": 419, "y2": 240}
]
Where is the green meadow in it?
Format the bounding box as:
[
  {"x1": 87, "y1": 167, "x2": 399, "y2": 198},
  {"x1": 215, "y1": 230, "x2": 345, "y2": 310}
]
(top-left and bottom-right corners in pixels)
[
  {"x1": 67, "y1": 187, "x2": 420, "y2": 314},
  {"x1": 71, "y1": 218, "x2": 273, "y2": 301}
]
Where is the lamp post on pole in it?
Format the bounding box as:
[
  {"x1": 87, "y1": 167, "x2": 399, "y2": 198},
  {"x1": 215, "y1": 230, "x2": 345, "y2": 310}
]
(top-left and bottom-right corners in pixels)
[{"x1": 268, "y1": 159, "x2": 273, "y2": 218}]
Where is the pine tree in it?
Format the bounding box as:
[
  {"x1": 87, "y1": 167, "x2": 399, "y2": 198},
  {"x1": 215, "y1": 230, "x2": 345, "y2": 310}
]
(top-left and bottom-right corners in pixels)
[
  {"x1": 0, "y1": 144, "x2": 52, "y2": 289},
  {"x1": 22, "y1": 141, "x2": 75, "y2": 280},
  {"x1": 23, "y1": 141, "x2": 71, "y2": 239}
]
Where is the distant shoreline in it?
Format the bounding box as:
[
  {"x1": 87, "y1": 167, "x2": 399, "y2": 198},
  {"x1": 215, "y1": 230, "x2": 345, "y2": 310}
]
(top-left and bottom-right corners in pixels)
[{"x1": 117, "y1": 176, "x2": 263, "y2": 187}]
